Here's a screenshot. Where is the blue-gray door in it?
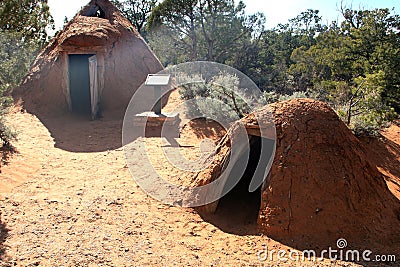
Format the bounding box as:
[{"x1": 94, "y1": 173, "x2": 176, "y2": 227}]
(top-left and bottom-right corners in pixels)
[{"x1": 68, "y1": 54, "x2": 94, "y2": 115}]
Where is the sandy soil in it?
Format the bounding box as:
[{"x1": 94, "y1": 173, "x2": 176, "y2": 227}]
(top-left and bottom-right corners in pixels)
[
  {"x1": 359, "y1": 123, "x2": 400, "y2": 200},
  {"x1": 0, "y1": 94, "x2": 398, "y2": 266}
]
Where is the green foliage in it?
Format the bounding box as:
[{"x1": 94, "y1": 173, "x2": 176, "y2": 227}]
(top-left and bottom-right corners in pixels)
[
  {"x1": 0, "y1": 0, "x2": 53, "y2": 44},
  {"x1": 0, "y1": 0, "x2": 52, "y2": 147},
  {"x1": 145, "y1": 3, "x2": 399, "y2": 136},
  {"x1": 263, "y1": 91, "x2": 279, "y2": 104},
  {"x1": 178, "y1": 72, "x2": 250, "y2": 122},
  {"x1": 209, "y1": 73, "x2": 251, "y2": 117},
  {"x1": 278, "y1": 91, "x2": 309, "y2": 101},
  {"x1": 0, "y1": 103, "x2": 17, "y2": 148},
  {"x1": 287, "y1": 8, "x2": 400, "y2": 135},
  {"x1": 146, "y1": 0, "x2": 264, "y2": 65},
  {"x1": 0, "y1": 32, "x2": 38, "y2": 93},
  {"x1": 334, "y1": 71, "x2": 396, "y2": 135},
  {"x1": 238, "y1": 9, "x2": 325, "y2": 94},
  {"x1": 263, "y1": 90, "x2": 311, "y2": 105},
  {"x1": 0, "y1": 31, "x2": 39, "y2": 146},
  {"x1": 111, "y1": 0, "x2": 157, "y2": 35}
]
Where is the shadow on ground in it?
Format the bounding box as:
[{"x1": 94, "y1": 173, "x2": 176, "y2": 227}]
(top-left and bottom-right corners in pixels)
[
  {"x1": 22, "y1": 109, "x2": 183, "y2": 153},
  {"x1": 0, "y1": 217, "x2": 9, "y2": 261},
  {"x1": 181, "y1": 118, "x2": 226, "y2": 141},
  {"x1": 1, "y1": 144, "x2": 17, "y2": 168},
  {"x1": 34, "y1": 113, "x2": 124, "y2": 153},
  {"x1": 360, "y1": 135, "x2": 400, "y2": 198},
  {"x1": 198, "y1": 186, "x2": 261, "y2": 236}
]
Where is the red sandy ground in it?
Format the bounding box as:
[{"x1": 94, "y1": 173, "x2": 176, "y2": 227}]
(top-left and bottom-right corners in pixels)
[
  {"x1": 0, "y1": 92, "x2": 398, "y2": 266},
  {"x1": 360, "y1": 123, "x2": 400, "y2": 200}
]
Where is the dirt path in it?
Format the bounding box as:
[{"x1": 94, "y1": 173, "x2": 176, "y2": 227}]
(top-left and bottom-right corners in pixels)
[{"x1": 0, "y1": 98, "x2": 398, "y2": 266}]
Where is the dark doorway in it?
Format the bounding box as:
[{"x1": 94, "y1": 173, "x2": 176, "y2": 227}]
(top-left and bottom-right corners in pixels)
[
  {"x1": 68, "y1": 54, "x2": 94, "y2": 115},
  {"x1": 200, "y1": 136, "x2": 275, "y2": 235}
]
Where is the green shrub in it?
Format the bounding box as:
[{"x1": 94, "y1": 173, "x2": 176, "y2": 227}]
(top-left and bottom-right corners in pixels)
[
  {"x1": 0, "y1": 31, "x2": 37, "y2": 149},
  {"x1": 178, "y1": 72, "x2": 251, "y2": 122}
]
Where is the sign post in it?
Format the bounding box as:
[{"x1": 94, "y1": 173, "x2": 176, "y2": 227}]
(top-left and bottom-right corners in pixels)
[{"x1": 145, "y1": 74, "x2": 171, "y2": 115}]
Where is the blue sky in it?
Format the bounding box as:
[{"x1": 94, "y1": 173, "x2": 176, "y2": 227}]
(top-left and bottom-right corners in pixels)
[
  {"x1": 244, "y1": 0, "x2": 400, "y2": 28},
  {"x1": 48, "y1": 0, "x2": 399, "y2": 35}
]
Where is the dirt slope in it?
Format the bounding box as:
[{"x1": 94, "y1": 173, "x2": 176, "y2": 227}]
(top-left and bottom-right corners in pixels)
[{"x1": 359, "y1": 123, "x2": 400, "y2": 200}]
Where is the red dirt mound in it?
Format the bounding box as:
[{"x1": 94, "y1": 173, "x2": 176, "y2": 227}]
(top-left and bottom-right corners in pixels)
[
  {"x1": 195, "y1": 99, "x2": 400, "y2": 251},
  {"x1": 258, "y1": 99, "x2": 400, "y2": 250}
]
